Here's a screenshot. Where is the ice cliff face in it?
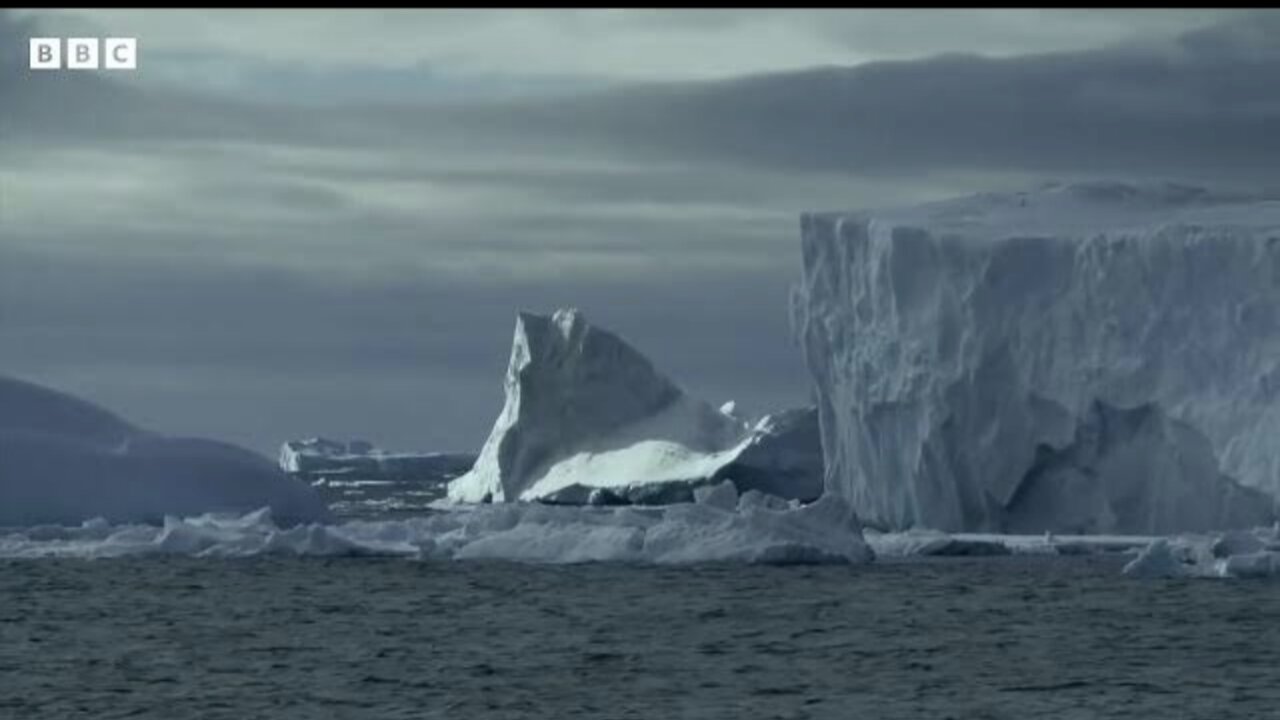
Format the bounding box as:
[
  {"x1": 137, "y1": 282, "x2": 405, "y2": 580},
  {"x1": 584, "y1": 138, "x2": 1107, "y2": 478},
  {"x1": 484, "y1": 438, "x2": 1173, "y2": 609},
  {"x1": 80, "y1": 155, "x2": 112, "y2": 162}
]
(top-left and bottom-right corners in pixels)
[
  {"x1": 792, "y1": 182, "x2": 1280, "y2": 533},
  {"x1": 448, "y1": 309, "x2": 823, "y2": 504},
  {"x1": 0, "y1": 375, "x2": 329, "y2": 526}
]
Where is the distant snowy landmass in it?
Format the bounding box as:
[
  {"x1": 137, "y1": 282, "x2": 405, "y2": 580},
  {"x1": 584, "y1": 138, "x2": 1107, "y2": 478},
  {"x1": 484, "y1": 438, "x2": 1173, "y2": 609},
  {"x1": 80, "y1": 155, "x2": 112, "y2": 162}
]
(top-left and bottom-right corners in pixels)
[
  {"x1": 793, "y1": 182, "x2": 1280, "y2": 534},
  {"x1": 448, "y1": 309, "x2": 824, "y2": 505},
  {"x1": 0, "y1": 376, "x2": 329, "y2": 527}
]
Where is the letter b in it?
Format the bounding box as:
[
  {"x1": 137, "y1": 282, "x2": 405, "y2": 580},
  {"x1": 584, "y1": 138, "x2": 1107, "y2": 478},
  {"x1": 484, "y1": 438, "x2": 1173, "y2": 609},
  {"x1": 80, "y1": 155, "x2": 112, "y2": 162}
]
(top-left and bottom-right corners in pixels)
[
  {"x1": 29, "y1": 38, "x2": 61, "y2": 69},
  {"x1": 67, "y1": 38, "x2": 99, "y2": 69}
]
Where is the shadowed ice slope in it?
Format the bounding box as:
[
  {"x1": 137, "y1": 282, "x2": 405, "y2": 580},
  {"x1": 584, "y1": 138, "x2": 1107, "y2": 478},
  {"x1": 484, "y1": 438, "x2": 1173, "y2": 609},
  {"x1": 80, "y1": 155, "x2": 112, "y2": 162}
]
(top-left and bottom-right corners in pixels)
[{"x1": 0, "y1": 375, "x2": 329, "y2": 526}]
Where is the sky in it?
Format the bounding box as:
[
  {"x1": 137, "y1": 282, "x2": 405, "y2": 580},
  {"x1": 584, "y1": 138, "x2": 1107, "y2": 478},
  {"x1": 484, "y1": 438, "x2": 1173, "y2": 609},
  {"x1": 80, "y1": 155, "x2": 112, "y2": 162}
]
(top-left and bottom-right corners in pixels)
[{"x1": 2, "y1": 9, "x2": 1279, "y2": 455}]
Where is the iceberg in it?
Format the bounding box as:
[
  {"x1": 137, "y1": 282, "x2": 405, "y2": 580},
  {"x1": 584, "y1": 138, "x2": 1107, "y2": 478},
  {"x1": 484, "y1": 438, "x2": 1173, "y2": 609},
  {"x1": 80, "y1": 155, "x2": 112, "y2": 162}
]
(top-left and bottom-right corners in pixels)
[
  {"x1": 0, "y1": 375, "x2": 329, "y2": 526},
  {"x1": 280, "y1": 438, "x2": 476, "y2": 519},
  {"x1": 792, "y1": 182, "x2": 1280, "y2": 534},
  {"x1": 448, "y1": 309, "x2": 823, "y2": 505},
  {"x1": 279, "y1": 437, "x2": 475, "y2": 481}
]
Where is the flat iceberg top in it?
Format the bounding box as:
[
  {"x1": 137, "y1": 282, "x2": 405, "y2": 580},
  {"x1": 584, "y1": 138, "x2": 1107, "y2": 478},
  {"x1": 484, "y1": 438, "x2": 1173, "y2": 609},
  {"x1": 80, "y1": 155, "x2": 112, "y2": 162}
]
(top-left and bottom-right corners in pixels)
[
  {"x1": 807, "y1": 182, "x2": 1280, "y2": 239},
  {"x1": 279, "y1": 436, "x2": 475, "y2": 476}
]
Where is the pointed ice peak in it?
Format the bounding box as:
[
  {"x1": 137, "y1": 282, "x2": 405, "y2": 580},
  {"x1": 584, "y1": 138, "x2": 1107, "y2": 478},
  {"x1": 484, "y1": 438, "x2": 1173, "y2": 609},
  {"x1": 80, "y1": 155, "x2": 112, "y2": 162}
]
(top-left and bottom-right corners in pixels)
[
  {"x1": 515, "y1": 307, "x2": 589, "y2": 342},
  {"x1": 449, "y1": 310, "x2": 825, "y2": 505},
  {"x1": 551, "y1": 307, "x2": 585, "y2": 337}
]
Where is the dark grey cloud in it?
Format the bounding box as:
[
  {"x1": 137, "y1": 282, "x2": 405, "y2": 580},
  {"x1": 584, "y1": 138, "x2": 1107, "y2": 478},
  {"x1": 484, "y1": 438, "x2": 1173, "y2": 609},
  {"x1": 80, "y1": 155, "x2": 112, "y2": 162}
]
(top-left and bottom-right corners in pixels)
[{"x1": 426, "y1": 11, "x2": 1280, "y2": 186}]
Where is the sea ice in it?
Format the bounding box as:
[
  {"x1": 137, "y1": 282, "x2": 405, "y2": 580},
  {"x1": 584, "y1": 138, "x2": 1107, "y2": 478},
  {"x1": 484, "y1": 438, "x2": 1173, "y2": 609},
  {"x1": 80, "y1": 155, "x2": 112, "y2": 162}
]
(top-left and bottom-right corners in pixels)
[
  {"x1": 1123, "y1": 526, "x2": 1280, "y2": 579},
  {"x1": 865, "y1": 529, "x2": 1150, "y2": 558},
  {"x1": 0, "y1": 490, "x2": 874, "y2": 565},
  {"x1": 1122, "y1": 539, "x2": 1192, "y2": 579}
]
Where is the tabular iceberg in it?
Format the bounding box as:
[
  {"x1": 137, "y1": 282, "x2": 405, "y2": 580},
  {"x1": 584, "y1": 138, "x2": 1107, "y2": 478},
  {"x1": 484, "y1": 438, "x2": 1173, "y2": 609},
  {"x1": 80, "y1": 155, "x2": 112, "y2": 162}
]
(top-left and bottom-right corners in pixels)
[
  {"x1": 448, "y1": 309, "x2": 823, "y2": 505},
  {"x1": 0, "y1": 375, "x2": 329, "y2": 526},
  {"x1": 279, "y1": 437, "x2": 475, "y2": 481},
  {"x1": 792, "y1": 182, "x2": 1280, "y2": 534}
]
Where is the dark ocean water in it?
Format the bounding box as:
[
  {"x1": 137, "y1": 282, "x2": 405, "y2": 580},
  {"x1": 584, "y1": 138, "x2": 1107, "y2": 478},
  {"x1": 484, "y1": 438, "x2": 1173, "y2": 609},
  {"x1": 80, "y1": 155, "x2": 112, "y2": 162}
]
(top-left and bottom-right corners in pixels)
[{"x1": 3, "y1": 554, "x2": 1278, "y2": 720}]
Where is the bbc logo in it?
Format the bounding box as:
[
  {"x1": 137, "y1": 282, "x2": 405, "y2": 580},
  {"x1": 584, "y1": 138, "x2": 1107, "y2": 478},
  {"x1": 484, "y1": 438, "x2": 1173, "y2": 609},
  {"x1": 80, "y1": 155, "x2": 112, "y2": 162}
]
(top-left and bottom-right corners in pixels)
[{"x1": 30, "y1": 38, "x2": 138, "y2": 70}]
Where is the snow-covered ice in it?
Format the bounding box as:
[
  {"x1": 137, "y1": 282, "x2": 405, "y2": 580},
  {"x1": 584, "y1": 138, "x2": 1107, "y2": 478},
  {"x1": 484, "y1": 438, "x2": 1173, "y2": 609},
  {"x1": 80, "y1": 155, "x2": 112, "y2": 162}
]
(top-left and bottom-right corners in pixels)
[
  {"x1": 865, "y1": 529, "x2": 1153, "y2": 558},
  {"x1": 0, "y1": 482, "x2": 873, "y2": 565},
  {"x1": 0, "y1": 375, "x2": 329, "y2": 526},
  {"x1": 1121, "y1": 539, "x2": 1191, "y2": 579},
  {"x1": 1122, "y1": 525, "x2": 1280, "y2": 579},
  {"x1": 279, "y1": 437, "x2": 475, "y2": 481},
  {"x1": 448, "y1": 309, "x2": 823, "y2": 505},
  {"x1": 792, "y1": 182, "x2": 1280, "y2": 534}
]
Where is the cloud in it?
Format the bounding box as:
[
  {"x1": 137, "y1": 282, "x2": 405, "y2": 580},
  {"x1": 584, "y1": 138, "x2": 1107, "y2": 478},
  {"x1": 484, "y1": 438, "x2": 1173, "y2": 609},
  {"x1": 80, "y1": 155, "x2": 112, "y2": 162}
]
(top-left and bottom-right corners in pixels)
[
  {"x1": 419, "y1": 11, "x2": 1280, "y2": 187},
  {"x1": 4, "y1": 9, "x2": 1278, "y2": 453},
  {"x1": 15, "y1": 9, "x2": 1231, "y2": 83},
  {"x1": 11, "y1": 10, "x2": 1278, "y2": 188}
]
